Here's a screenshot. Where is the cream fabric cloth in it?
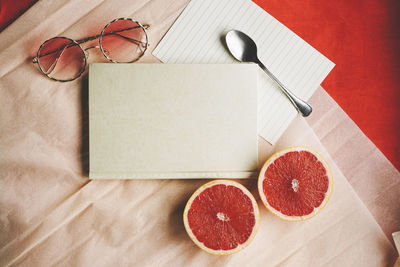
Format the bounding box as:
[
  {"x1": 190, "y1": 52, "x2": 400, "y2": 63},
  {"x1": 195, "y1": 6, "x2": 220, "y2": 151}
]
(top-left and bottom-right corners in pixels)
[{"x1": 0, "y1": 0, "x2": 398, "y2": 266}]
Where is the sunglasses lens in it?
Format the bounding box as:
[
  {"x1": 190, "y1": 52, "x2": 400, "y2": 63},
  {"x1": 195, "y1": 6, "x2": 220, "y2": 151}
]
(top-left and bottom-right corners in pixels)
[
  {"x1": 37, "y1": 37, "x2": 86, "y2": 81},
  {"x1": 100, "y1": 19, "x2": 147, "y2": 63}
]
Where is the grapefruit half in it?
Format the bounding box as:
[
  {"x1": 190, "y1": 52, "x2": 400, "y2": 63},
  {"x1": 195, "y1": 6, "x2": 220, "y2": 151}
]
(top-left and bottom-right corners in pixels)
[
  {"x1": 258, "y1": 147, "x2": 333, "y2": 221},
  {"x1": 183, "y1": 180, "x2": 260, "y2": 255}
]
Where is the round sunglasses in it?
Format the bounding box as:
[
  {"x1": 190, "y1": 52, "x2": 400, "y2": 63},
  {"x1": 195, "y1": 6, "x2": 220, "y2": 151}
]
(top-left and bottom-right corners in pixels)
[{"x1": 32, "y1": 18, "x2": 149, "y2": 82}]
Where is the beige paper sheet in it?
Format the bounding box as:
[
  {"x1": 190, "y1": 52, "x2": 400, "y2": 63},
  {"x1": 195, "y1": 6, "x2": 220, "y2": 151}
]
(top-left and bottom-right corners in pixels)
[
  {"x1": 0, "y1": 0, "x2": 398, "y2": 265},
  {"x1": 0, "y1": 118, "x2": 396, "y2": 266},
  {"x1": 306, "y1": 89, "x2": 400, "y2": 241}
]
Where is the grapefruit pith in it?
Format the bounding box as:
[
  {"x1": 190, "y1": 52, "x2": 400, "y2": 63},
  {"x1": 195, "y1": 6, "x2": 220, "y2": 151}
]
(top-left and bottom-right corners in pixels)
[
  {"x1": 183, "y1": 180, "x2": 260, "y2": 255},
  {"x1": 258, "y1": 147, "x2": 333, "y2": 221}
]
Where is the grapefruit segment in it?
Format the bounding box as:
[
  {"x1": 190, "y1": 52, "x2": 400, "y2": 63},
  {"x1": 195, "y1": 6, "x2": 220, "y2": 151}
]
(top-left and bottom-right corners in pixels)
[
  {"x1": 183, "y1": 180, "x2": 259, "y2": 255},
  {"x1": 258, "y1": 147, "x2": 333, "y2": 221}
]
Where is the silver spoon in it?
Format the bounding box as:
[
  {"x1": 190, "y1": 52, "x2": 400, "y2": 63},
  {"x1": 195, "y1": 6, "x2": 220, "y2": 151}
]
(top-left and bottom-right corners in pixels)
[{"x1": 225, "y1": 30, "x2": 312, "y2": 117}]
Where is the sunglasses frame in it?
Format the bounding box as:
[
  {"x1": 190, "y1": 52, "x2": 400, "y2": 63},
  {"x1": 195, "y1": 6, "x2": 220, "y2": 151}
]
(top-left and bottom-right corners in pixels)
[{"x1": 33, "y1": 17, "x2": 149, "y2": 82}]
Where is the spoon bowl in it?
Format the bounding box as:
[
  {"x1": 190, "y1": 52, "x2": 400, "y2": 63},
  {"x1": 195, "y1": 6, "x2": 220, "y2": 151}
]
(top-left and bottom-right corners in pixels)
[{"x1": 225, "y1": 31, "x2": 258, "y2": 62}]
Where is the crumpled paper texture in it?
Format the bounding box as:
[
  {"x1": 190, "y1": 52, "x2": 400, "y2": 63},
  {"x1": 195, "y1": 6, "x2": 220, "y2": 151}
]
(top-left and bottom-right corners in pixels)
[
  {"x1": 307, "y1": 89, "x2": 400, "y2": 241},
  {"x1": 0, "y1": 0, "x2": 398, "y2": 266}
]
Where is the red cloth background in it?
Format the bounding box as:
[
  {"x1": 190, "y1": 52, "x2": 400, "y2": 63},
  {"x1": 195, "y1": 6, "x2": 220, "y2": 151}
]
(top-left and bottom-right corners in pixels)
[
  {"x1": 253, "y1": 0, "x2": 400, "y2": 170},
  {"x1": 1, "y1": 0, "x2": 399, "y2": 170},
  {"x1": 0, "y1": 0, "x2": 36, "y2": 32}
]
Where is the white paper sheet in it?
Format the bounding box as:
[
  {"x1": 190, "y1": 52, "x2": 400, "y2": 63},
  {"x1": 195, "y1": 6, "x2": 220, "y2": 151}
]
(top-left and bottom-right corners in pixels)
[
  {"x1": 89, "y1": 63, "x2": 258, "y2": 179},
  {"x1": 152, "y1": 0, "x2": 335, "y2": 144}
]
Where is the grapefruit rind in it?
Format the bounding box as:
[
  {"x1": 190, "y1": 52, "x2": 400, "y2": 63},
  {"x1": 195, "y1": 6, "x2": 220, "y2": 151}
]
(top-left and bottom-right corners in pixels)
[
  {"x1": 183, "y1": 180, "x2": 260, "y2": 255},
  {"x1": 257, "y1": 147, "x2": 333, "y2": 222}
]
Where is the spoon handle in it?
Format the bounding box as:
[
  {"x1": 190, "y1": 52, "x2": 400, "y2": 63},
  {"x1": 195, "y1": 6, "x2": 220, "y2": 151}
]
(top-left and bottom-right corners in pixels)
[{"x1": 256, "y1": 60, "x2": 312, "y2": 117}]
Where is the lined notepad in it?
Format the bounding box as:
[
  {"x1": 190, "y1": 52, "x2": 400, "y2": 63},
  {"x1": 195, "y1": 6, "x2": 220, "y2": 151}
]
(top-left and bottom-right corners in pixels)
[{"x1": 153, "y1": 0, "x2": 335, "y2": 144}]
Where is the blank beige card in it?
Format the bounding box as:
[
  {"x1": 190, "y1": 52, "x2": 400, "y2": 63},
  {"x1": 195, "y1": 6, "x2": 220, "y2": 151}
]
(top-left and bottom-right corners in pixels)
[{"x1": 89, "y1": 64, "x2": 258, "y2": 179}]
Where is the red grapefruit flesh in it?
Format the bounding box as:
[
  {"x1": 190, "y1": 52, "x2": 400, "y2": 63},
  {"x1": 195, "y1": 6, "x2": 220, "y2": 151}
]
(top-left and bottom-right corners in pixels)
[
  {"x1": 183, "y1": 180, "x2": 259, "y2": 255},
  {"x1": 258, "y1": 147, "x2": 333, "y2": 221}
]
